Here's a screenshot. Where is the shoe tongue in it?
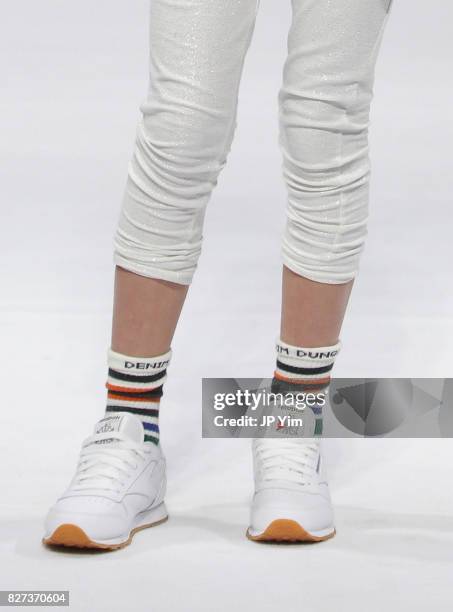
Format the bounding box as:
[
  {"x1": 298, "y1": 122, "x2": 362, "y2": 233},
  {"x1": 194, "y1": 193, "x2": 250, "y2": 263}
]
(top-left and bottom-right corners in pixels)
[{"x1": 93, "y1": 414, "x2": 144, "y2": 445}]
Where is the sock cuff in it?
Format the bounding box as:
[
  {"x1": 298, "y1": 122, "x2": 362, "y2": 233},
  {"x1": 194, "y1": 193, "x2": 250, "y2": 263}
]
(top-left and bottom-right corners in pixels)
[
  {"x1": 107, "y1": 348, "x2": 171, "y2": 391},
  {"x1": 276, "y1": 339, "x2": 340, "y2": 366},
  {"x1": 107, "y1": 348, "x2": 172, "y2": 374},
  {"x1": 275, "y1": 338, "x2": 340, "y2": 384}
]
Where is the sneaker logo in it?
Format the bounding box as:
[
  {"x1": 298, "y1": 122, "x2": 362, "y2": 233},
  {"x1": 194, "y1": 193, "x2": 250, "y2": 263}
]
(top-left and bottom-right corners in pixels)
[
  {"x1": 96, "y1": 415, "x2": 121, "y2": 434},
  {"x1": 97, "y1": 422, "x2": 116, "y2": 433}
]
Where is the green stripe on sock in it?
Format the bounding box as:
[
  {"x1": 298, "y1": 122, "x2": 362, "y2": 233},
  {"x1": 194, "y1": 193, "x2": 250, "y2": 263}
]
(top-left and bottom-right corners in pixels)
[{"x1": 314, "y1": 419, "x2": 323, "y2": 436}]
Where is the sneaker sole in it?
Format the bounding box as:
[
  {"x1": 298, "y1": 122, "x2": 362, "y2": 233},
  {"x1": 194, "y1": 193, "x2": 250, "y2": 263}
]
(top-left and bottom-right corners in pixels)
[
  {"x1": 246, "y1": 519, "x2": 336, "y2": 543},
  {"x1": 43, "y1": 514, "x2": 168, "y2": 551}
]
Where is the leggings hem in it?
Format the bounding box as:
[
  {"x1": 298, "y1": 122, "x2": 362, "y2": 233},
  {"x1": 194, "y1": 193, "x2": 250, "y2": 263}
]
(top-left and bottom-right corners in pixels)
[
  {"x1": 114, "y1": 255, "x2": 193, "y2": 286},
  {"x1": 282, "y1": 257, "x2": 358, "y2": 286}
]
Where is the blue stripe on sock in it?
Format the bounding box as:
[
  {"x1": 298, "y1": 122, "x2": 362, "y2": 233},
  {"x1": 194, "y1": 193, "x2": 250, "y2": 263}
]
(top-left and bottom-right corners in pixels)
[{"x1": 143, "y1": 422, "x2": 159, "y2": 433}]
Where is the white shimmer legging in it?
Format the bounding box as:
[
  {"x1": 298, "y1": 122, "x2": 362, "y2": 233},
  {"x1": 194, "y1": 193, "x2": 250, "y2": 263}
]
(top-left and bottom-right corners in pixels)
[{"x1": 114, "y1": 0, "x2": 392, "y2": 285}]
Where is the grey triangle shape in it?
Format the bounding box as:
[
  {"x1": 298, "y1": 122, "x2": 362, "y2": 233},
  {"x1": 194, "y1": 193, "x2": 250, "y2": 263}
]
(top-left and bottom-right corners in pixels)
[{"x1": 335, "y1": 381, "x2": 379, "y2": 422}]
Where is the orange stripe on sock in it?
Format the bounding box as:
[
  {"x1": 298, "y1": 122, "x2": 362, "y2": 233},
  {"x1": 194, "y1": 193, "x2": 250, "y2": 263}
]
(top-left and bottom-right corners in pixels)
[
  {"x1": 106, "y1": 382, "x2": 157, "y2": 393},
  {"x1": 273, "y1": 372, "x2": 331, "y2": 386},
  {"x1": 107, "y1": 391, "x2": 160, "y2": 403}
]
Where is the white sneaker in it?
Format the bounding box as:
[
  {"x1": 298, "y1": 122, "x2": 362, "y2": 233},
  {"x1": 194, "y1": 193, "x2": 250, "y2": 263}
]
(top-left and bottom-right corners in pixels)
[
  {"x1": 247, "y1": 439, "x2": 335, "y2": 542},
  {"x1": 43, "y1": 413, "x2": 168, "y2": 550}
]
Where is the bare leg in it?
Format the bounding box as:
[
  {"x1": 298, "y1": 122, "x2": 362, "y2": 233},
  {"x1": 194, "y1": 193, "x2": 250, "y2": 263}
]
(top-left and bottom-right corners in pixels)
[
  {"x1": 111, "y1": 266, "x2": 188, "y2": 356},
  {"x1": 280, "y1": 266, "x2": 353, "y2": 348}
]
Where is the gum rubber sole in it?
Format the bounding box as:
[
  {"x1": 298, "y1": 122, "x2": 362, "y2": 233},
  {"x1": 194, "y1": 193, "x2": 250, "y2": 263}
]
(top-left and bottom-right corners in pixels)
[
  {"x1": 246, "y1": 519, "x2": 336, "y2": 543},
  {"x1": 42, "y1": 516, "x2": 168, "y2": 551}
]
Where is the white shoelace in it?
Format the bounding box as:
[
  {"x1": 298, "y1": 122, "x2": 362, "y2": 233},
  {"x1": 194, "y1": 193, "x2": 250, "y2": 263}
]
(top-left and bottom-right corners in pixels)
[
  {"x1": 255, "y1": 439, "x2": 320, "y2": 484},
  {"x1": 71, "y1": 432, "x2": 146, "y2": 494}
]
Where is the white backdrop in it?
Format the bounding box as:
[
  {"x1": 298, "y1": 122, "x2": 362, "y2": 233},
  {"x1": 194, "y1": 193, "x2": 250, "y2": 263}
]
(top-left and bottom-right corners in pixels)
[{"x1": 1, "y1": 1, "x2": 453, "y2": 610}]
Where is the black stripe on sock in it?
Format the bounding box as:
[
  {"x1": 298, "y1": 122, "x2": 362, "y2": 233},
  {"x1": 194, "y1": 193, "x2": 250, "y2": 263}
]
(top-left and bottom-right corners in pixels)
[
  {"x1": 144, "y1": 434, "x2": 159, "y2": 445},
  {"x1": 109, "y1": 386, "x2": 163, "y2": 399},
  {"x1": 108, "y1": 368, "x2": 166, "y2": 384},
  {"x1": 106, "y1": 406, "x2": 159, "y2": 418},
  {"x1": 276, "y1": 360, "x2": 333, "y2": 376}
]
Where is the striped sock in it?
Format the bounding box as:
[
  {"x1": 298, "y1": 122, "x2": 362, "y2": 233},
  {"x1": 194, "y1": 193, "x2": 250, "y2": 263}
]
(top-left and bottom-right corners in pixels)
[
  {"x1": 271, "y1": 338, "x2": 341, "y2": 436},
  {"x1": 105, "y1": 348, "x2": 171, "y2": 445}
]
